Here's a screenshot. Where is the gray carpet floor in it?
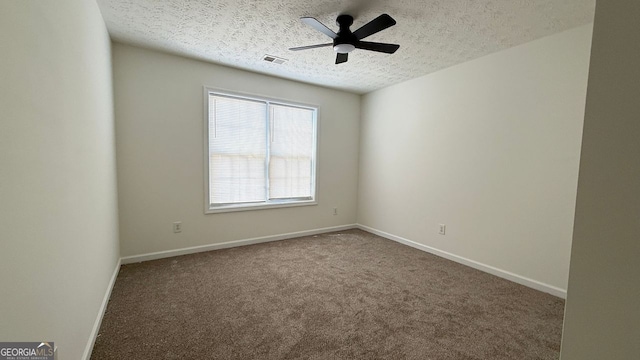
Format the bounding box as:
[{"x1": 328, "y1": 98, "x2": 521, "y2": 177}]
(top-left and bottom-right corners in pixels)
[{"x1": 91, "y1": 229, "x2": 565, "y2": 359}]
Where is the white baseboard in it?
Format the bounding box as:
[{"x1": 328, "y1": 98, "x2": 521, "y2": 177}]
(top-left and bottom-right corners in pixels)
[
  {"x1": 82, "y1": 258, "x2": 121, "y2": 360},
  {"x1": 121, "y1": 224, "x2": 358, "y2": 265},
  {"x1": 356, "y1": 224, "x2": 566, "y2": 299}
]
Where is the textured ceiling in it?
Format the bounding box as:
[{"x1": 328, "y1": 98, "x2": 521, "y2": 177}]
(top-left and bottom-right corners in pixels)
[{"x1": 96, "y1": 0, "x2": 595, "y2": 94}]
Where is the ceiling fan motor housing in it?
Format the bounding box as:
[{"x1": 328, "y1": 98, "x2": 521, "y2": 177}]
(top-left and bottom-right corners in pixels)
[{"x1": 333, "y1": 15, "x2": 357, "y2": 53}]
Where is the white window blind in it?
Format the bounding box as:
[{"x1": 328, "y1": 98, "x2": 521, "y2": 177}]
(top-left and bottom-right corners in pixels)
[
  {"x1": 209, "y1": 95, "x2": 267, "y2": 204},
  {"x1": 269, "y1": 104, "x2": 314, "y2": 200},
  {"x1": 206, "y1": 91, "x2": 317, "y2": 211}
]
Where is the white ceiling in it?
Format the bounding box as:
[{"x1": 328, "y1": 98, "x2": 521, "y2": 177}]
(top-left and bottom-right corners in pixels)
[{"x1": 96, "y1": 0, "x2": 595, "y2": 94}]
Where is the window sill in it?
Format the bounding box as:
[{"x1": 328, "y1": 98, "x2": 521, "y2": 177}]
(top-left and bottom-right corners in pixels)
[{"x1": 205, "y1": 200, "x2": 317, "y2": 214}]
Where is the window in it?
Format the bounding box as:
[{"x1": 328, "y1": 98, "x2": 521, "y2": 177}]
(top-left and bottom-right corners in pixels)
[{"x1": 205, "y1": 90, "x2": 317, "y2": 213}]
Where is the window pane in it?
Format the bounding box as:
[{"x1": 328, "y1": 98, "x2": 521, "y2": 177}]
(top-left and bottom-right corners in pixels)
[
  {"x1": 209, "y1": 95, "x2": 266, "y2": 204},
  {"x1": 269, "y1": 104, "x2": 314, "y2": 199}
]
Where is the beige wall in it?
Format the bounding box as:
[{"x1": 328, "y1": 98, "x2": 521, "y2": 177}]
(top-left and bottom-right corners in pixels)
[
  {"x1": 358, "y1": 25, "x2": 593, "y2": 294},
  {"x1": 560, "y1": 1, "x2": 640, "y2": 358},
  {"x1": 0, "y1": 1, "x2": 120, "y2": 359},
  {"x1": 113, "y1": 44, "x2": 361, "y2": 257}
]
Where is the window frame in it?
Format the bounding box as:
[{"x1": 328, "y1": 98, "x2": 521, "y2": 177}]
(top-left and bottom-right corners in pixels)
[{"x1": 203, "y1": 87, "x2": 319, "y2": 214}]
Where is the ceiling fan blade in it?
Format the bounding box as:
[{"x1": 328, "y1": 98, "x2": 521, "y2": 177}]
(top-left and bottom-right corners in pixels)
[
  {"x1": 301, "y1": 17, "x2": 337, "y2": 39},
  {"x1": 352, "y1": 14, "x2": 396, "y2": 40},
  {"x1": 336, "y1": 53, "x2": 348, "y2": 64},
  {"x1": 289, "y1": 43, "x2": 333, "y2": 51},
  {"x1": 355, "y1": 41, "x2": 400, "y2": 54}
]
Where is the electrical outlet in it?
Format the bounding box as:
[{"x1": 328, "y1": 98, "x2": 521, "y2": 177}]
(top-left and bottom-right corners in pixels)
[
  {"x1": 333, "y1": 207, "x2": 338, "y2": 215},
  {"x1": 438, "y1": 224, "x2": 446, "y2": 235},
  {"x1": 173, "y1": 221, "x2": 182, "y2": 233}
]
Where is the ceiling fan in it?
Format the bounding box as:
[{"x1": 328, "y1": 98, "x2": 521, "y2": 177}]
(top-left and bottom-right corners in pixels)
[{"x1": 289, "y1": 14, "x2": 400, "y2": 64}]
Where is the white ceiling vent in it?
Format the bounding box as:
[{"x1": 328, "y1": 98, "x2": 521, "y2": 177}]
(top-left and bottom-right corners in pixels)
[{"x1": 262, "y1": 55, "x2": 287, "y2": 65}]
